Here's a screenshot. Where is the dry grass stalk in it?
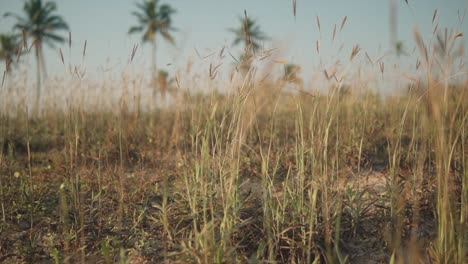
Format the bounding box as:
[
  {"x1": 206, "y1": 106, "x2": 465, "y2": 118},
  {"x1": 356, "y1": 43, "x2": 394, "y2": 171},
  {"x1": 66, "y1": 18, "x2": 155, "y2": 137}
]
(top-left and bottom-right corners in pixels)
[
  {"x1": 457, "y1": 9, "x2": 466, "y2": 24},
  {"x1": 432, "y1": 9, "x2": 438, "y2": 24},
  {"x1": 28, "y1": 39, "x2": 36, "y2": 52},
  {"x1": 292, "y1": 0, "x2": 296, "y2": 17},
  {"x1": 316, "y1": 15, "x2": 321, "y2": 33},
  {"x1": 365, "y1": 51, "x2": 373, "y2": 65},
  {"x1": 59, "y1": 48, "x2": 65, "y2": 65},
  {"x1": 219, "y1": 46, "x2": 225, "y2": 58},
  {"x1": 332, "y1": 24, "x2": 337, "y2": 42},
  {"x1": 209, "y1": 63, "x2": 222, "y2": 80},
  {"x1": 68, "y1": 31, "x2": 72, "y2": 49},
  {"x1": 413, "y1": 29, "x2": 429, "y2": 65},
  {"x1": 130, "y1": 44, "x2": 138, "y2": 62},
  {"x1": 16, "y1": 46, "x2": 23, "y2": 63},
  {"x1": 340, "y1": 16, "x2": 347, "y2": 31},
  {"x1": 83, "y1": 40, "x2": 87, "y2": 58},
  {"x1": 350, "y1": 45, "x2": 360, "y2": 61}
]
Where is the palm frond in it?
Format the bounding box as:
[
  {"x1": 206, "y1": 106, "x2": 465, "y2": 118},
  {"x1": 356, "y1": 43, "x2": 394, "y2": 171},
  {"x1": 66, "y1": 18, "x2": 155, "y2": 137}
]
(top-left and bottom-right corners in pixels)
[
  {"x1": 3, "y1": 12, "x2": 27, "y2": 24},
  {"x1": 160, "y1": 30, "x2": 175, "y2": 45},
  {"x1": 129, "y1": 26, "x2": 144, "y2": 35},
  {"x1": 43, "y1": 32, "x2": 65, "y2": 47},
  {"x1": 131, "y1": 11, "x2": 147, "y2": 24}
]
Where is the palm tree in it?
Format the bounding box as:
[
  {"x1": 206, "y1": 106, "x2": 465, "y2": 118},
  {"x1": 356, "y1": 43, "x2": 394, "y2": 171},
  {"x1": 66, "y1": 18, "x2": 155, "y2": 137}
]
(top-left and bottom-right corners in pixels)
[
  {"x1": 229, "y1": 14, "x2": 268, "y2": 73},
  {"x1": 0, "y1": 34, "x2": 20, "y2": 73},
  {"x1": 4, "y1": 0, "x2": 69, "y2": 109},
  {"x1": 129, "y1": 0, "x2": 176, "y2": 80},
  {"x1": 229, "y1": 14, "x2": 268, "y2": 57}
]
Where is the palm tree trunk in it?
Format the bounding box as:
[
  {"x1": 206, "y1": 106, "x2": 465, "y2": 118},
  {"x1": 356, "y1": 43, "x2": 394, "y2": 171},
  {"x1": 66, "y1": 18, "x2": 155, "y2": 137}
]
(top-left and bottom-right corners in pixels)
[
  {"x1": 39, "y1": 42, "x2": 48, "y2": 105},
  {"x1": 152, "y1": 37, "x2": 157, "y2": 79},
  {"x1": 39, "y1": 42, "x2": 47, "y2": 81},
  {"x1": 151, "y1": 37, "x2": 158, "y2": 96},
  {"x1": 34, "y1": 40, "x2": 42, "y2": 113}
]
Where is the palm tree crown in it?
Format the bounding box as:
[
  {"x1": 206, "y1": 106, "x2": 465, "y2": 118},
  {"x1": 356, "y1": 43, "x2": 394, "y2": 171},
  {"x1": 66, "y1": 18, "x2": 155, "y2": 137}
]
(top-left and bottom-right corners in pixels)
[
  {"x1": 5, "y1": 0, "x2": 69, "y2": 49},
  {"x1": 0, "y1": 34, "x2": 20, "y2": 72},
  {"x1": 129, "y1": 0, "x2": 176, "y2": 77},
  {"x1": 229, "y1": 16, "x2": 268, "y2": 53}
]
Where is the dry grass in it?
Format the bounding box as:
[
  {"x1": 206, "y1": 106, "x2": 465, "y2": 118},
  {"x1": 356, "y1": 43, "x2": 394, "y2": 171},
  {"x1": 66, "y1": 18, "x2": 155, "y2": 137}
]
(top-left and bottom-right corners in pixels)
[{"x1": 0, "y1": 74, "x2": 466, "y2": 263}]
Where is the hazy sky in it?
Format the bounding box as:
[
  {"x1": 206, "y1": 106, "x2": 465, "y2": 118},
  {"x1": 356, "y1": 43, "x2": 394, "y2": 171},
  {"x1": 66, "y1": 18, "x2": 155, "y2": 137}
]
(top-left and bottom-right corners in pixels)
[{"x1": 0, "y1": 0, "x2": 467, "y2": 81}]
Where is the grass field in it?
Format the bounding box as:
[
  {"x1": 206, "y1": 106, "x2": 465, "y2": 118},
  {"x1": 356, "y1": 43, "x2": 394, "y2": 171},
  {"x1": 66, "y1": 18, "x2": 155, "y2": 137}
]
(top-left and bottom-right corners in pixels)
[{"x1": 1, "y1": 21, "x2": 467, "y2": 264}]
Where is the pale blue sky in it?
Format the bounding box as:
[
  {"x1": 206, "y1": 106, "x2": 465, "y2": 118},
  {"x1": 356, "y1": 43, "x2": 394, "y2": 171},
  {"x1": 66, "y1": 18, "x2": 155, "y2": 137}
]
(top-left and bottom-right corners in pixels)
[{"x1": 0, "y1": 0, "x2": 467, "y2": 81}]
